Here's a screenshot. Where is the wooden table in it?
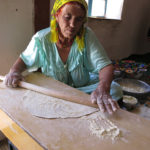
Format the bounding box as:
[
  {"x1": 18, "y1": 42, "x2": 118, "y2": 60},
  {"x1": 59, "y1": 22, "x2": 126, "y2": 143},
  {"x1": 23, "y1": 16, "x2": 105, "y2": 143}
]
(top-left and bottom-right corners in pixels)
[
  {"x1": 0, "y1": 76, "x2": 150, "y2": 150},
  {"x1": 0, "y1": 108, "x2": 44, "y2": 150}
]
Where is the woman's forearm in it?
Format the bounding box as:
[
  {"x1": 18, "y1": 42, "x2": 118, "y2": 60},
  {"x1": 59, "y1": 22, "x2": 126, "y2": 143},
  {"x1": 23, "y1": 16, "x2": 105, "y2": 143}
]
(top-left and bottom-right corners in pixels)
[
  {"x1": 9, "y1": 57, "x2": 26, "y2": 74},
  {"x1": 98, "y1": 64, "x2": 114, "y2": 92},
  {"x1": 5, "y1": 57, "x2": 27, "y2": 87}
]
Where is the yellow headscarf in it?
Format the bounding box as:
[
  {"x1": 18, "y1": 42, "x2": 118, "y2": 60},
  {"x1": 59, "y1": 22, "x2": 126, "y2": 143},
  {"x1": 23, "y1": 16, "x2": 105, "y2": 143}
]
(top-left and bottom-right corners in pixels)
[{"x1": 50, "y1": 0, "x2": 88, "y2": 51}]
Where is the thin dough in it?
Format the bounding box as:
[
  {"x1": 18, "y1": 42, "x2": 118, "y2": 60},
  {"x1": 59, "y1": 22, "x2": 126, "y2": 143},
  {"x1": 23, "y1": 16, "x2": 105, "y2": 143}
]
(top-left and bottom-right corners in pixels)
[
  {"x1": 22, "y1": 72, "x2": 99, "y2": 118},
  {"x1": 22, "y1": 90, "x2": 99, "y2": 118}
]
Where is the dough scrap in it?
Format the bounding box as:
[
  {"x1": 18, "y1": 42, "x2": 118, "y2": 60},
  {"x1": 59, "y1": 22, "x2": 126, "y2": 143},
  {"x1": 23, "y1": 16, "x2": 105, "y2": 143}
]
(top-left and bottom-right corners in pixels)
[
  {"x1": 22, "y1": 90, "x2": 99, "y2": 119},
  {"x1": 82, "y1": 112, "x2": 121, "y2": 140}
]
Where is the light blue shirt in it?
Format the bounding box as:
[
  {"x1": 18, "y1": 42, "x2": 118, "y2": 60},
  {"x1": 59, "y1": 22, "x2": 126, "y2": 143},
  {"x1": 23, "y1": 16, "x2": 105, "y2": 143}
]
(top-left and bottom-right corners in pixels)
[{"x1": 20, "y1": 27, "x2": 123, "y2": 100}]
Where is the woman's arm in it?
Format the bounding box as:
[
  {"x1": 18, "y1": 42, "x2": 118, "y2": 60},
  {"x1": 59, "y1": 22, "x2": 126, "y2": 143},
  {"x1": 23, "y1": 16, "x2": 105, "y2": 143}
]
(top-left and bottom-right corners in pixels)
[
  {"x1": 4, "y1": 57, "x2": 27, "y2": 87},
  {"x1": 91, "y1": 64, "x2": 120, "y2": 114}
]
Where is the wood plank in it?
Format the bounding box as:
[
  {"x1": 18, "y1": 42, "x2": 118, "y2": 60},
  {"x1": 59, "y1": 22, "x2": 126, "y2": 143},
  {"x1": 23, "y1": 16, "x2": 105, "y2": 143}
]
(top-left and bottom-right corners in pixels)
[{"x1": 0, "y1": 109, "x2": 44, "y2": 150}]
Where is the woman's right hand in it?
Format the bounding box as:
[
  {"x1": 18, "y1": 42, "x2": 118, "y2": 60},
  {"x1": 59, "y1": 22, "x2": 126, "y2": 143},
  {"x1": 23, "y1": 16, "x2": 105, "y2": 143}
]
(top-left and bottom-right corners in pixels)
[
  {"x1": 4, "y1": 57, "x2": 26, "y2": 88},
  {"x1": 4, "y1": 71, "x2": 24, "y2": 88}
]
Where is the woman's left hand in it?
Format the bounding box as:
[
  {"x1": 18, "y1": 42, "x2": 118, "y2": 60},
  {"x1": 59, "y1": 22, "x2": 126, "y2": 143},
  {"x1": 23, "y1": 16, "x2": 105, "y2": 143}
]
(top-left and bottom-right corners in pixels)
[{"x1": 91, "y1": 84, "x2": 120, "y2": 114}]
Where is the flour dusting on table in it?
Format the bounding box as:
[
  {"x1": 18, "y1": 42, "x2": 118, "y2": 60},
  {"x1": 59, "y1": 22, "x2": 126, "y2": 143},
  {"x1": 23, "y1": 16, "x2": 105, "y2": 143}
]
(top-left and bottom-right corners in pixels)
[{"x1": 82, "y1": 112, "x2": 121, "y2": 141}]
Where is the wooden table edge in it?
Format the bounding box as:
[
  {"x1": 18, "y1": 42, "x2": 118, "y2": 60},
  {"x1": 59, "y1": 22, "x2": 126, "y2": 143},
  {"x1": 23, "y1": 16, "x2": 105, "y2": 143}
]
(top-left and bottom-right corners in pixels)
[{"x1": 0, "y1": 108, "x2": 44, "y2": 150}]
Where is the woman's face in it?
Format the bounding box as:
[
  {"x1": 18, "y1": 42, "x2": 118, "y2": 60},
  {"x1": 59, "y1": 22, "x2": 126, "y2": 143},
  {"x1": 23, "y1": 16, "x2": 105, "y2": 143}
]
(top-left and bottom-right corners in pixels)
[{"x1": 56, "y1": 3, "x2": 85, "y2": 40}]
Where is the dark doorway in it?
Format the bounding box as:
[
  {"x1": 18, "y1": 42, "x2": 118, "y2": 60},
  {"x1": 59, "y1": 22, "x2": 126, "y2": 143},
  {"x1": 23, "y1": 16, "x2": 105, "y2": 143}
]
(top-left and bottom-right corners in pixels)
[{"x1": 34, "y1": 0, "x2": 50, "y2": 33}]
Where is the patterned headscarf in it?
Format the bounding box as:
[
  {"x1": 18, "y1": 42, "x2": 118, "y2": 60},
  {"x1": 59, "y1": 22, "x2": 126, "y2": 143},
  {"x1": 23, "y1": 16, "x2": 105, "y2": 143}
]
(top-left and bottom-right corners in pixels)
[{"x1": 50, "y1": 0, "x2": 88, "y2": 51}]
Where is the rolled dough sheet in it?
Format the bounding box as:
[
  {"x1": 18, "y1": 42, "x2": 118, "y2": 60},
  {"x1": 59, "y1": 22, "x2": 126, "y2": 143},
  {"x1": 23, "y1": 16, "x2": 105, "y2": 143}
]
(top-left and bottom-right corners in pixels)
[
  {"x1": 23, "y1": 72, "x2": 99, "y2": 118},
  {"x1": 22, "y1": 90, "x2": 99, "y2": 119},
  {"x1": 22, "y1": 91, "x2": 122, "y2": 140},
  {"x1": 22, "y1": 90, "x2": 122, "y2": 141}
]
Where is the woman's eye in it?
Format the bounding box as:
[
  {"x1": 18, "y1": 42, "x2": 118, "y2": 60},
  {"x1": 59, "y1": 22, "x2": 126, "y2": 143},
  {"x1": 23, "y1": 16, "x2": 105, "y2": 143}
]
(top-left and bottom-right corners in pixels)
[
  {"x1": 64, "y1": 16, "x2": 71, "y2": 20},
  {"x1": 76, "y1": 17, "x2": 83, "y2": 22}
]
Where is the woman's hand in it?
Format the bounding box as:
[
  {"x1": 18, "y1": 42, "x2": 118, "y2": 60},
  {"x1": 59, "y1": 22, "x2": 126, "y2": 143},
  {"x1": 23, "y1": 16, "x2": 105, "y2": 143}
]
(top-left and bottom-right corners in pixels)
[
  {"x1": 91, "y1": 64, "x2": 119, "y2": 114},
  {"x1": 4, "y1": 71, "x2": 24, "y2": 88},
  {"x1": 4, "y1": 57, "x2": 26, "y2": 88},
  {"x1": 91, "y1": 84, "x2": 120, "y2": 114}
]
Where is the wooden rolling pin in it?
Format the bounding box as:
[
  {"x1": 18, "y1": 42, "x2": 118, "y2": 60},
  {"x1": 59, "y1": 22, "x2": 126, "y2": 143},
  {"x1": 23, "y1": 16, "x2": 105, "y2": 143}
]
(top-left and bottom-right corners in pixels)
[{"x1": 0, "y1": 75, "x2": 98, "y2": 108}]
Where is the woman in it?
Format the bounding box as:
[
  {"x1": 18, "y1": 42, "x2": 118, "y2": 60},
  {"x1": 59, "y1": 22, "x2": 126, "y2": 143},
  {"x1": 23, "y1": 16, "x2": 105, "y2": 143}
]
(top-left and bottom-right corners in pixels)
[{"x1": 5, "y1": 0, "x2": 122, "y2": 114}]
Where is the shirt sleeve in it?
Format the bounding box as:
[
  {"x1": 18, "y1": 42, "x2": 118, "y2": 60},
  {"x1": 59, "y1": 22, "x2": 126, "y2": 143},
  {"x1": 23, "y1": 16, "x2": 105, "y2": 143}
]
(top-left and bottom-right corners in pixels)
[
  {"x1": 20, "y1": 33, "x2": 43, "y2": 72},
  {"x1": 84, "y1": 27, "x2": 112, "y2": 73}
]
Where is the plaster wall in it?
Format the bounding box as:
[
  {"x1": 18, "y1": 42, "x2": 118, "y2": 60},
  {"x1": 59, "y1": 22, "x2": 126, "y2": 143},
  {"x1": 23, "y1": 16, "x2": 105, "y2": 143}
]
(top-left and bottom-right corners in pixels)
[
  {"x1": 0, "y1": 0, "x2": 34, "y2": 75},
  {"x1": 87, "y1": 0, "x2": 150, "y2": 59}
]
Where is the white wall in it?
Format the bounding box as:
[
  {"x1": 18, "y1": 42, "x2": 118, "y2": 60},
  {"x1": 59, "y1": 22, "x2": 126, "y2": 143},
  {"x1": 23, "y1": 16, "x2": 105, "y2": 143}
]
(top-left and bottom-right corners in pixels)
[
  {"x1": 0, "y1": 0, "x2": 34, "y2": 75},
  {"x1": 87, "y1": 0, "x2": 150, "y2": 59}
]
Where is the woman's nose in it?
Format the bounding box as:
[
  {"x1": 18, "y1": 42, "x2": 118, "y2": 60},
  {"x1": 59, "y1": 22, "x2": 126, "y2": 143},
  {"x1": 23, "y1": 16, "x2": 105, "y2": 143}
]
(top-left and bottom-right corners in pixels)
[{"x1": 70, "y1": 19, "x2": 76, "y2": 27}]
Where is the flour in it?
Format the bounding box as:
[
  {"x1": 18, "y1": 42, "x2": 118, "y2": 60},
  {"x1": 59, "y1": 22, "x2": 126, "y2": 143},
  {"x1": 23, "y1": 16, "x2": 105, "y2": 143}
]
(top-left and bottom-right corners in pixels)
[
  {"x1": 119, "y1": 82, "x2": 145, "y2": 93},
  {"x1": 82, "y1": 112, "x2": 121, "y2": 141},
  {"x1": 123, "y1": 95, "x2": 137, "y2": 104}
]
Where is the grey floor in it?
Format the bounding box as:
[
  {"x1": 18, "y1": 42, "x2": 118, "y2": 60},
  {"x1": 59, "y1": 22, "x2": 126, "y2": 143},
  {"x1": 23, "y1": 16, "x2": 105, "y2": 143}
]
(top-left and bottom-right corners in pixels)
[{"x1": 0, "y1": 139, "x2": 8, "y2": 150}]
